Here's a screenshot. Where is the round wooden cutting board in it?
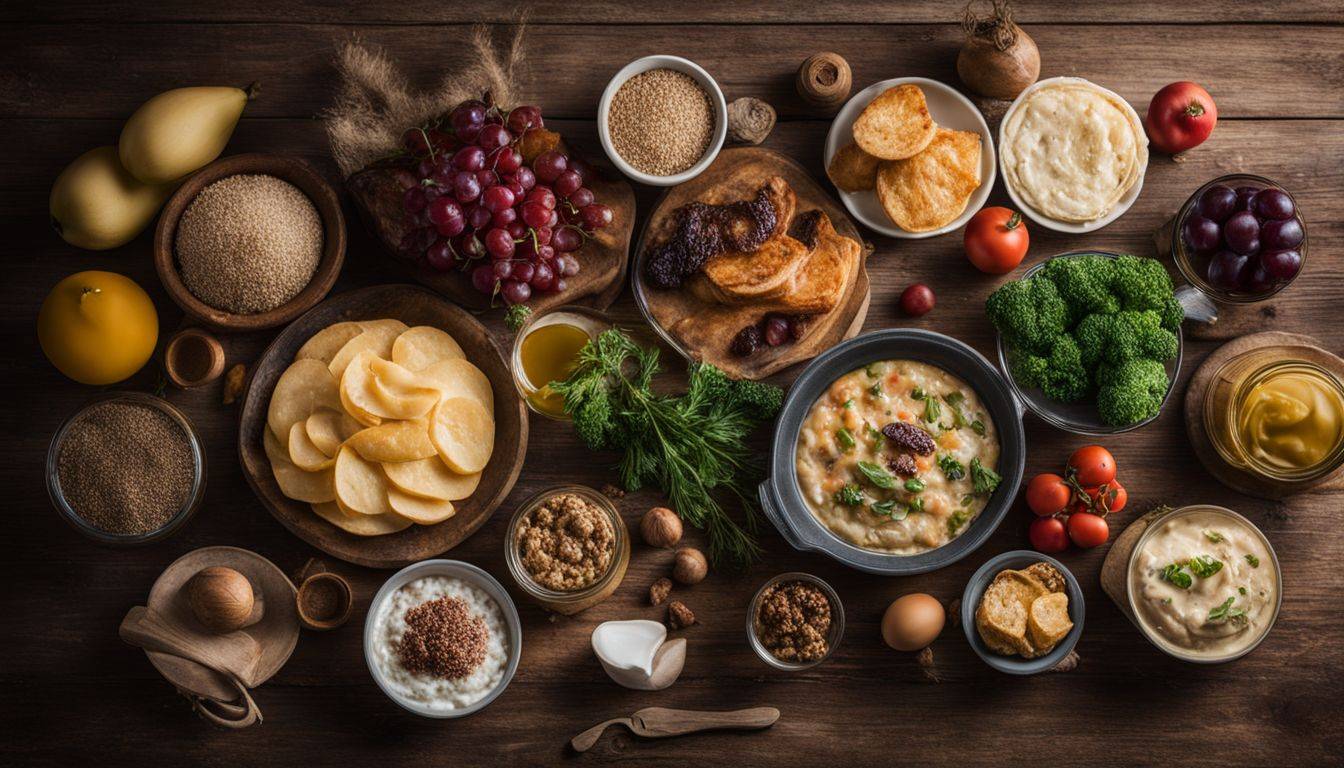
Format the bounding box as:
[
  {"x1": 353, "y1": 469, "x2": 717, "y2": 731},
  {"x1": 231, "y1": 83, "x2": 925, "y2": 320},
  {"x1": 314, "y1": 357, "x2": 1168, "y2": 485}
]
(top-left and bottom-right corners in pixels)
[{"x1": 237, "y1": 284, "x2": 528, "y2": 568}]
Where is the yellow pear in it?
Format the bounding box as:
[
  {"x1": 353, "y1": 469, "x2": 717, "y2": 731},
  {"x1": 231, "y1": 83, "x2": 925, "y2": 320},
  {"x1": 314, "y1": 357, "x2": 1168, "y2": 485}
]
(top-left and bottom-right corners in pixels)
[
  {"x1": 118, "y1": 84, "x2": 256, "y2": 184},
  {"x1": 49, "y1": 147, "x2": 174, "y2": 250},
  {"x1": 38, "y1": 271, "x2": 159, "y2": 385}
]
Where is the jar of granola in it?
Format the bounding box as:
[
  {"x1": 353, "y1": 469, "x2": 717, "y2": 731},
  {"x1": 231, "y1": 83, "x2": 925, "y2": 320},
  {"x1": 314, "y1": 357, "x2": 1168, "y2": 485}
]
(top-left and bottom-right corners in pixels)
[{"x1": 505, "y1": 485, "x2": 630, "y2": 614}]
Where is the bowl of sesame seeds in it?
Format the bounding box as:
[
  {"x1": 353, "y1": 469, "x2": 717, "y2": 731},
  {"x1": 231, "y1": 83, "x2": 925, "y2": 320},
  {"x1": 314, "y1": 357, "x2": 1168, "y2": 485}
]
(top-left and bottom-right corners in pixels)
[
  {"x1": 599, "y1": 55, "x2": 727, "y2": 187},
  {"x1": 154, "y1": 153, "x2": 346, "y2": 332}
]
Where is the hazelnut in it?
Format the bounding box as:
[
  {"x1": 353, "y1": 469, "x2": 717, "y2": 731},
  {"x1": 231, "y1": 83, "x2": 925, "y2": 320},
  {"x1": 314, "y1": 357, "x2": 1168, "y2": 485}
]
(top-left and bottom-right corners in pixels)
[
  {"x1": 186, "y1": 566, "x2": 258, "y2": 633},
  {"x1": 672, "y1": 547, "x2": 708, "y2": 585},
  {"x1": 649, "y1": 577, "x2": 673, "y2": 606},
  {"x1": 640, "y1": 507, "x2": 683, "y2": 548},
  {"x1": 667, "y1": 600, "x2": 696, "y2": 629}
]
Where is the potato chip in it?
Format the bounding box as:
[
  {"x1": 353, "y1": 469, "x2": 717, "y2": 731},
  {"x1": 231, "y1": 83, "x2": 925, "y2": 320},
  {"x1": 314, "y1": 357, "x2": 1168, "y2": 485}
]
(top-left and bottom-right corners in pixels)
[
  {"x1": 267, "y1": 359, "x2": 341, "y2": 449},
  {"x1": 391, "y1": 326, "x2": 465, "y2": 371},
  {"x1": 263, "y1": 429, "x2": 336, "y2": 503},
  {"x1": 340, "y1": 351, "x2": 425, "y2": 424},
  {"x1": 288, "y1": 421, "x2": 336, "y2": 471},
  {"x1": 311, "y1": 501, "x2": 413, "y2": 536},
  {"x1": 327, "y1": 320, "x2": 407, "y2": 379},
  {"x1": 305, "y1": 409, "x2": 360, "y2": 457},
  {"x1": 334, "y1": 445, "x2": 393, "y2": 516},
  {"x1": 295, "y1": 322, "x2": 362, "y2": 366},
  {"x1": 429, "y1": 397, "x2": 495, "y2": 474},
  {"x1": 346, "y1": 419, "x2": 437, "y2": 464},
  {"x1": 852, "y1": 84, "x2": 936, "y2": 160},
  {"x1": 876, "y1": 128, "x2": 982, "y2": 232},
  {"x1": 826, "y1": 142, "x2": 881, "y2": 192},
  {"x1": 418, "y1": 358, "x2": 494, "y2": 417},
  {"x1": 387, "y1": 486, "x2": 456, "y2": 525},
  {"x1": 382, "y1": 458, "x2": 481, "y2": 501},
  {"x1": 366, "y1": 358, "x2": 440, "y2": 420}
]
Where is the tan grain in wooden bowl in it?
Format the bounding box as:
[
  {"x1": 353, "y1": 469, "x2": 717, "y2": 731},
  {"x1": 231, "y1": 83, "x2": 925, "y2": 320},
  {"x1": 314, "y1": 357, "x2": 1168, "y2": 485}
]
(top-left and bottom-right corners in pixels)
[{"x1": 154, "y1": 153, "x2": 346, "y2": 332}]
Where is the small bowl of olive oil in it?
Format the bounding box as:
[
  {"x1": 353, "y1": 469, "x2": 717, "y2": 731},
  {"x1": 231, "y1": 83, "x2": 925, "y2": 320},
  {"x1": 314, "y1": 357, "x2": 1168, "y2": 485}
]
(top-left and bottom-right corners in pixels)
[{"x1": 511, "y1": 306, "x2": 612, "y2": 419}]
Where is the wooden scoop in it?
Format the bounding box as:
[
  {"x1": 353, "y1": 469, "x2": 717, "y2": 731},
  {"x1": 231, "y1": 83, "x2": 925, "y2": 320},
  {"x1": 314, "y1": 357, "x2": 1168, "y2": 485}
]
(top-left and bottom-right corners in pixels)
[
  {"x1": 571, "y1": 707, "x2": 780, "y2": 752},
  {"x1": 119, "y1": 606, "x2": 265, "y2": 688}
]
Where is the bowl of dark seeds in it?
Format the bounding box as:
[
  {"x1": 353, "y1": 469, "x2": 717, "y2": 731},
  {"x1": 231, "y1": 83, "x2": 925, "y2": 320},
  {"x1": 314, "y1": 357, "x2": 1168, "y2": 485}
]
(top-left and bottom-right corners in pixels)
[
  {"x1": 46, "y1": 393, "x2": 205, "y2": 545},
  {"x1": 599, "y1": 55, "x2": 727, "y2": 187},
  {"x1": 154, "y1": 153, "x2": 346, "y2": 332}
]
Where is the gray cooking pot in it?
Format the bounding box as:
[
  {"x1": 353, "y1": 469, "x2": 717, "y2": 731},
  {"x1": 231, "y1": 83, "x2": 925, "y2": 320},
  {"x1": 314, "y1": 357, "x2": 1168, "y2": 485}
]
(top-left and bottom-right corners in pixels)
[{"x1": 759, "y1": 329, "x2": 1026, "y2": 575}]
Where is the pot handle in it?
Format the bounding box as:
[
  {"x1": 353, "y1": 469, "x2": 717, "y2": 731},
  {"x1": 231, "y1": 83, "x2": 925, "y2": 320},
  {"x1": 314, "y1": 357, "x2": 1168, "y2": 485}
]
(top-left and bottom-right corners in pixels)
[
  {"x1": 758, "y1": 481, "x2": 812, "y2": 552},
  {"x1": 1175, "y1": 285, "x2": 1218, "y2": 325}
]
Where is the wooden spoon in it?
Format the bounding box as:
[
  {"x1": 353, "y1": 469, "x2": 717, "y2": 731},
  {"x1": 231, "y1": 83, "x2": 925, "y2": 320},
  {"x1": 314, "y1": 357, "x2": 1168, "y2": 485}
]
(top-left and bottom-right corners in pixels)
[
  {"x1": 571, "y1": 707, "x2": 780, "y2": 752},
  {"x1": 119, "y1": 606, "x2": 265, "y2": 688}
]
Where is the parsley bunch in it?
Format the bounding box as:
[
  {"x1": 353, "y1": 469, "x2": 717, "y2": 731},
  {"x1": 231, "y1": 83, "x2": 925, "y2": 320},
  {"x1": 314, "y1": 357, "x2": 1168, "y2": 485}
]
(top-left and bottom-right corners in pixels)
[{"x1": 551, "y1": 329, "x2": 783, "y2": 566}]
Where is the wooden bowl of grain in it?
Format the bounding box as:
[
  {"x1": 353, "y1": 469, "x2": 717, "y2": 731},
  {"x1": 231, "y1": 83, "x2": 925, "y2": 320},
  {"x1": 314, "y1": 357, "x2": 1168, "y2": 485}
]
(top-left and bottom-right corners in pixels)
[{"x1": 154, "y1": 153, "x2": 346, "y2": 332}]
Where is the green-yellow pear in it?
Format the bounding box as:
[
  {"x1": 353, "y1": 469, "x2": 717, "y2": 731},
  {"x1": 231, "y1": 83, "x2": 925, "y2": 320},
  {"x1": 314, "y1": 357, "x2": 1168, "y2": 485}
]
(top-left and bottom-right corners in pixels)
[
  {"x1": 49, "y1": 146, "x2": 174, "y2": 250},
  {"x1": 118, "y1": 84, "x2": 256, "y2": 184}
]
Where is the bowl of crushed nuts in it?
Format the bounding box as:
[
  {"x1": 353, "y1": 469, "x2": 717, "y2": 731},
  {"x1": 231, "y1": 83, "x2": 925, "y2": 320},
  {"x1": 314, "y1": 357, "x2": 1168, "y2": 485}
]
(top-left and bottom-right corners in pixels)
[
  {"x1": 747, "y1": 572, "x2": 845, "y2": 671},
  {"x1": 504, "y1": 484, "x2": 630, "y2": 615}
]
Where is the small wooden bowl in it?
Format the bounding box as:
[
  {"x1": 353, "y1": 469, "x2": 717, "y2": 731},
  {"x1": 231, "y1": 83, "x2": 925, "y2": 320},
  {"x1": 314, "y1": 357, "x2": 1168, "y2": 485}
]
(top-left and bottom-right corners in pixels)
[
  {"x1": 164, "y1": 327, "x2": 226, "y2": 388},
  {"x1": 153, "y1": 153, "x2": 346, "y2": 332},
  {"x1": 295, "y1": 572, "x2": 353, "y2": 631}
]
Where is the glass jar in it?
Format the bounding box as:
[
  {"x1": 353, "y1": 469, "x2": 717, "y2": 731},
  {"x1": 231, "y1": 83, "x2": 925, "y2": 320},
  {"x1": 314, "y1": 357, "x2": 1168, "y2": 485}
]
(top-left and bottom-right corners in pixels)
[
  {"x1": 1171, "y1": 173, "x2": 1307, "y2": 304},
  {"x1": 504, "y1": 484, "x2": 629, "y2": 614},
  {"x1": 46, "y1": 392, "x2": 206, "y2": 545},
  {"x1": 746, "y1": 572, "x2": 845, "y2": 671},
  {"x1": 509, "y1": 305, "x2": 612, "y2": 420},
  {"x1": 1203, "y1": 351, "x2": 1344, "y2": 485}
]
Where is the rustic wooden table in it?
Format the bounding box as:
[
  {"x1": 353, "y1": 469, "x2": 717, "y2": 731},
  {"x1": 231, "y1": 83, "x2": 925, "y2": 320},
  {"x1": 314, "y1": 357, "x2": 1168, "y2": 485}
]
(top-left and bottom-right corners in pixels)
[{"x1": 3, "y1": 3, "x2": 1343, "y2": 766}]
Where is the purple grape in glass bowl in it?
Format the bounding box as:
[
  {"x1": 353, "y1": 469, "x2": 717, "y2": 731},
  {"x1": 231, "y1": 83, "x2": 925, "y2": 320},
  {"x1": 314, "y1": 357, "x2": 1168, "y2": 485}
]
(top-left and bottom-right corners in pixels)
[
  {"x1": 1245, "y1": 265, "x2": 1276, "y2": 294},
  {"x1": 1234, "y1": 186, "x2": 1259, "y2": 213},
  {"x1": 1261, "y1": 249, "x2": 1303, "y2": 281},
  {"x1": 1181, "y1": 215, "x2": 1221, "y2": 253},
  {"x1": 1207, "y1": 251, "x2": 1251, "y2": 291},
  {"x1": 1224, "y1": 211, "x2": 1261, "y2": 255},
  {"x1": 1261, "y1": 218, "x2": 1304, "y2": 251},
  {"x1": 1197, "y1": 185, "x2": 1237, "y2": 223},
  {"x1": 1253, "y1": 188, "x2": 1295, "y2": 221}
]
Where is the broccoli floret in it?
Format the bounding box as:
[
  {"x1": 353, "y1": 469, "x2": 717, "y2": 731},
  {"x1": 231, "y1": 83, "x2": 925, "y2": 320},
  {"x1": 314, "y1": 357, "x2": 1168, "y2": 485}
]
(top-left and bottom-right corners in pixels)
[
  {"x1": 1010, "y1": 336, "x2": 1091, "y2": 403},
  {"x1": 1111, "y1": 255, "x2": 1175, "y2": 312},
  {"x1": 686, "y1": 363, "x2": 784, "y2": 421},
  {"x1": 1096, "y1": 358, "x2": 1169, "y2": 426},
  {"x1": 1075, "y1": 311, "x2": 1178, "y2": 368},
  {"x1": 1157, "y1": 293, "x2": 1184, "y2": 331},
  {"x1": 986, "y1": 276, "x2": 1068, "y2": 355},
  {"x1": 1041, "y1": 255, "x2": 1119, "y2": 321},
  {"x1": 727, "y1": 377, "x2": 785, "y2": 420}
]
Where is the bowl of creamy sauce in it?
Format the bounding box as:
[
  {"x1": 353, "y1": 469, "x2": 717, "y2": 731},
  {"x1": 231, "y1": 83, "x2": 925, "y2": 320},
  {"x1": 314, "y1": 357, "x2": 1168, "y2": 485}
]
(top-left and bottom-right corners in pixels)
[
  {"x1": 1127, "y1": 505, "x2": 1280, "y2": 663},
  {"x1": 364, "y1": 560, "x2": 521, "y2": 717}
]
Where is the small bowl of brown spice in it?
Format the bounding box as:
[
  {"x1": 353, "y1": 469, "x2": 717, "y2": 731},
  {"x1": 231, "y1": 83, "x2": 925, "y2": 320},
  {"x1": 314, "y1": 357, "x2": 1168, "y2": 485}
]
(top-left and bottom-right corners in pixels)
[
  {"x1": 599, "y1": 55, "x2": 727, "y2": 187},
  {"x1": 46, "y1": 392, "x2": 205, "y2": 545},
  {"x1": 505, "y1": 485, "x2": 630, "y2": 615},
  {"x1": 748, "y1": 572, "x2": 845, "y2": 671}
]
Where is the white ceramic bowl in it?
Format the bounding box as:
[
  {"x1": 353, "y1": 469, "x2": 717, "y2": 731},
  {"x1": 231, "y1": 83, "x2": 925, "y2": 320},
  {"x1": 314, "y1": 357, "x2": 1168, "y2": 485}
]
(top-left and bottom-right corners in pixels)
[
  {"x1": 363, "y1": 559, "x2": 522, "y2": 718},
  {"x1": 598, "y1": 55, "x2": 728, "y2": 187},
  {"x1": 824, "y1": 77, "x2": 996, "y2": 239},
  {"x1": 997, "y1": 76, "x2": 1148, "y2": 234}
]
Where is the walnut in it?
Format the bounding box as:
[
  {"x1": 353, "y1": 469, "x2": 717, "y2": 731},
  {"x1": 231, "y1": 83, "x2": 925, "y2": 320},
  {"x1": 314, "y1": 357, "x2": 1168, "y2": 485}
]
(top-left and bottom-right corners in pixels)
[
  {"x1": 222, "y1": 363, "x2": 246, "y2": 405},
  {"x1": 640, "y1": 507, "x2": 683, "y2": 548},
  {"x1": 667, "y1": 600, "x2": 696, "y2": 629},
  {"x1": 882, "y1": 421, "x2": 936, "y2": 455},
  {"x1": 600, "y1": 483, "x2": 625, "y2": 499},
  {"x1": 917, "y1": 646, "x2": 941, "y2": 683},
  {"x1": 649, "y1": 577, "x2": 672, "y2": 606},
  {"x1": 672, "y1": 548, "x2": 708, "y2": 585}
]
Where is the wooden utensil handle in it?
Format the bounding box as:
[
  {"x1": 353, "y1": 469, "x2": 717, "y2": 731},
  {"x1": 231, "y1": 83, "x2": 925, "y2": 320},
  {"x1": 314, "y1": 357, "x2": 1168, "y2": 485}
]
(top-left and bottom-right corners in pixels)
[
  {"x1": 634, "y1": 706, "x2": 780, "y2": 737},
  {"x1": 569, "y1": 718, "x2": 633, "y2": 753},
  {"x1": 119, "y1": 606, "x2": 262, "y2": 687},
  {"x1": 186, "y1": 681, "x2": 262, "y2": 730}
]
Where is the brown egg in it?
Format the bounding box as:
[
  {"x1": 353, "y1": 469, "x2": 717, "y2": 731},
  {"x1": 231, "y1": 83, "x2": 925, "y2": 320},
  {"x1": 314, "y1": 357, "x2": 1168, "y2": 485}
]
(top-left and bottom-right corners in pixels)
[{"x1": 881, "y1": 593, "x2": 945, "y2": 651}]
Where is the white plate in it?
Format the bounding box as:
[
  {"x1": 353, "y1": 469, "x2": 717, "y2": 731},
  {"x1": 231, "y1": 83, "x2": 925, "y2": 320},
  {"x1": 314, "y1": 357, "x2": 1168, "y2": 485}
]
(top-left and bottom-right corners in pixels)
[
  {"x1": 997, "y1": 76, "x2": 1148, "y2": 234},
  {"x1": 824, "y1": 77, "x2": 996, "y2": 239}
]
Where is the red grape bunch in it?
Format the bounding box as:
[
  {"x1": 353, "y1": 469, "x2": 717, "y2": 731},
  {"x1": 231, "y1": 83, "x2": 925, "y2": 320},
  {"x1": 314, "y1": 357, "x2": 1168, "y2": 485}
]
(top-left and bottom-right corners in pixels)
[{"x1": 393, "y1": 97, "x2": 613, "y2": 306}]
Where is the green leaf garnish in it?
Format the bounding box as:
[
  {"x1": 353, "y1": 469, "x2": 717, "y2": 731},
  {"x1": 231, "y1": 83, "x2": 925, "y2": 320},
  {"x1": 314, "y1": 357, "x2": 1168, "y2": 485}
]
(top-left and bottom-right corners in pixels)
[
  {"x1": 970, "y1": 458, "x2": 1001, "y2": 496},
  {"x1": 1207, "y1": 596, "x2": 1246, "y2": 624},
  {"x1": 970, "y1": 419, "x2": 986, "y2": 436},
  {"x1": 1245, "y1": 553, "x2": 1260, "y2": 568},
  {"x1": 1161, "y1": 563, "x2": 1192, "y2": 589},
  {"x1": 938, "y1": 454, "x2": 965, "y2": 481},
  {"x1": 922, "y1": 396, "x2": 942, "y2": 424},
  {"x1": 1188, "y1": 555, "x2": 1223, "y2": 578},
  {"x1": 834, "y1": 484, "x2": 864, "y2": 506},
  {"x1": 857, "y1": 461, "x2": 895, "y2": 489},
  {"x1": 1203, "y1": 530, "x2": 1225, "y2": 543},
  {"x1": 836, "y1": 428, "x2": 856, "y2": 451},
  {"x1": 904, "y1": 478, "x2": 926, "y2": 493}
]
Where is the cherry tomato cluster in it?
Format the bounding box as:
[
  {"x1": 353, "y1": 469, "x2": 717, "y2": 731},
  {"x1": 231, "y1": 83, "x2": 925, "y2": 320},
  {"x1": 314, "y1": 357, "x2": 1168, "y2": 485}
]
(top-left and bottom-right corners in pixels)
[{"x1": 1025, "y1": 445, "x2": 1126, "y2": 553}]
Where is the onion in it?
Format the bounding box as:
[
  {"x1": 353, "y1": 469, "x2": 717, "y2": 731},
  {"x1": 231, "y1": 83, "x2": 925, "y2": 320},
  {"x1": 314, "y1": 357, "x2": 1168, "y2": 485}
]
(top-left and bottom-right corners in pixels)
[{"x1": 956, "y1": 1, "x2": 1040, "y2": 100}]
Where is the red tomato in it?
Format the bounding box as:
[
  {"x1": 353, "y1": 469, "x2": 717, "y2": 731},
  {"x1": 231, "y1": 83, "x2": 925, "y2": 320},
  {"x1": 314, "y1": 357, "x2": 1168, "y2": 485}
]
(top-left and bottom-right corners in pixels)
[
  {"x1": 1146, "y1": 81, "x2": 1217, "y2": 154},
  {"x1": 1029, "y1": 516, "x2": 1069, "y2": 554},
  {"x1": 964, "y1": 207, "x2": 1029, "y2": 274},
  {"x1": 1097, "y1": 479, "x2": 1127, "y2": 514},
  {"x1": 1067, "y1": 445, "x2": 1116, "y2": 487},
  {"x1": 1025, "y1": 473, "x2": 1071, "y2": 517},
  {"x1": 1067, "y1": 512, "x2": 1110, "y2": 549}
]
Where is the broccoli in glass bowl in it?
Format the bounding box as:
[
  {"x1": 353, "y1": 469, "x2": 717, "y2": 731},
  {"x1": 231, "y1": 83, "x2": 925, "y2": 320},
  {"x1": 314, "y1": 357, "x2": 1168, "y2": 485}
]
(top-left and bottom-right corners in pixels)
[{"x1": 987, "y1": 251, "x2": 1183, "y2": 435}]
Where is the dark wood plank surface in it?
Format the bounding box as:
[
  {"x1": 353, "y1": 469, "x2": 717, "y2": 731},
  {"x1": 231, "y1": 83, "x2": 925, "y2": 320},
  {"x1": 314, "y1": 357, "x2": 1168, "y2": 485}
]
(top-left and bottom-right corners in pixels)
[{"x1": 3, "y1": 5, "x2": 1342, "y2": 767}]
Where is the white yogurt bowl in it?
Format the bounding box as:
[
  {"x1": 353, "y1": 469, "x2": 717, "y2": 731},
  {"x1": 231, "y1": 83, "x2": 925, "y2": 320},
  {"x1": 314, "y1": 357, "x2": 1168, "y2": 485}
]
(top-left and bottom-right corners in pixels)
[
  {"x1": 598, "y1": 55, "x2": 728, "y2": 187},
  {"x1": 363, "y1": 559, "x2": 522, "y2": 718}
]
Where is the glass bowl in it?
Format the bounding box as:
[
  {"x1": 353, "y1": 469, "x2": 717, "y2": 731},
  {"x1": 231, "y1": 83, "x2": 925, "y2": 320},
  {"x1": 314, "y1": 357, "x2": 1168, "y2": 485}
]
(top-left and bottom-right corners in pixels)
[
  {"x1": 504, "y1": 484, "x2": 630, "y2": 615},
  {"x1": 46, "y1": 392, "x2": 206, "y2": 545},
  {"x1": 509, "y1": 305, "x2": 613, "y2": 421},
  {"x1": 1171, "y1": 173, "x2": 1307, "y2": 304},
  {"x1": 995, "y1": 250, "x2": 1183, "y2": 436},
  {"x1": 746, "y1": 572, "x2": 845, "y2": 671}
]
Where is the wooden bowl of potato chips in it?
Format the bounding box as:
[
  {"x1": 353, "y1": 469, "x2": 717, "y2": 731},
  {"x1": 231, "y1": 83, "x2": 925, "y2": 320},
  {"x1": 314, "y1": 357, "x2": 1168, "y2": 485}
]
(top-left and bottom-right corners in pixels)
[
  {"x1": 238, "y1": 284, "x2": 527, "y2": 568},
  {"x1": 824, "y1": 77, "x2": 995, "y2": 239}
]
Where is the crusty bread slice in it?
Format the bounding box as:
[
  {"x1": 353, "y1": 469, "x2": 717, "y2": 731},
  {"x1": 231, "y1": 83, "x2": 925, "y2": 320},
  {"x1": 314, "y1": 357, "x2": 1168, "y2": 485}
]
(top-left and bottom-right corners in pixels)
[
  {"x1": 1023, "y1": 562, "x2": 1067, "y2": 594},
  {"x1": 1026, "y1": 592, "x2": 1073, "y2": 656},
  {"x1": 694, "y1": 234, "x2": 810, "y2": 304},
  {"x1": 852, "y1": 84, "x2": 936, "y2": 160}
]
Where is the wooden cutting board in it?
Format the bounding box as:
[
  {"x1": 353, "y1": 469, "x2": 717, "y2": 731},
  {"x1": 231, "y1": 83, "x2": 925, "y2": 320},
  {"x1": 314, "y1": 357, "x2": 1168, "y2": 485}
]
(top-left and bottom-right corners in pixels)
[
  {"x1": 237, "y1": 284, "x2": 528, "y2": 568},
  {"x1": 634, "y1": 147, "x2": 871, "y2": 380}
]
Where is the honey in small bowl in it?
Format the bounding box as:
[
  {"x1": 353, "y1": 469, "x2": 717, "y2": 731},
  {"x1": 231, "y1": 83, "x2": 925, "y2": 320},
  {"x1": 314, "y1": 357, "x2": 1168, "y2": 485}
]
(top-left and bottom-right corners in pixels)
[{"x1": 511, "y1": 306, "x2": 611, "y2": 419}]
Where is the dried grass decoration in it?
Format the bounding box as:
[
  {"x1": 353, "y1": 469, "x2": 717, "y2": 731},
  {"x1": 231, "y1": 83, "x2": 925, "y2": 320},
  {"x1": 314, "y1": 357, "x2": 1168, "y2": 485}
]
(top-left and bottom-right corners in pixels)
[{"x1": 324, "y1": 24, "x2": 528, "y2": 177}]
